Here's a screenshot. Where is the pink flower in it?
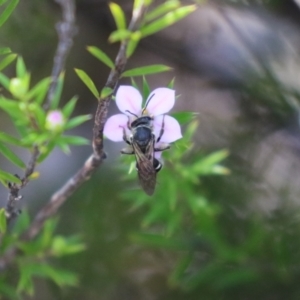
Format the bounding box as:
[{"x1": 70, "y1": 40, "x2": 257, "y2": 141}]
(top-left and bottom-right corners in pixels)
[
  {"x1": 104, "y1": 86, "x2": 182, "y2": 148},
  {"x1": 45, "y1": 110, "x2": 65, "y2": 131}
]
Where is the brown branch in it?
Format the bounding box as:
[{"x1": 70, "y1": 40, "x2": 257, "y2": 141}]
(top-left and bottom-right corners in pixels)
[
  {"x1": 5, "y1": 0, "x2": 76, "y2": 224},
  {"x1": 44, "y1": 0, "x2": 77, "y2": 111},
  {"x1": 0, "y1": 2, "x2": 147, "y2": 270}
]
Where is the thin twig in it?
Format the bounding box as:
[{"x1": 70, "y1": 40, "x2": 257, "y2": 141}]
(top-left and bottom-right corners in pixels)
[
  {"x1": 5, "y1": 0, "x2": 76, "y2": 224},
  {"x1": 44, "y1": 0, "x2": 76, "y2": 111},
  {"x1": 0, "y1": 2, "x2": 147, "y2": 270}
]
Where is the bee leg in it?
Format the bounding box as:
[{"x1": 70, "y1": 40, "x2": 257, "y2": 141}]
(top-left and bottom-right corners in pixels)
[
  {"x1": 156, "y1": 115, "x2": 166, "y2": 143},
  {"x1": 121, "y1": 146, "x2": 134, "y2": 155},
  {"x1": 122, "y1": 126, "x2": 131, "y2": 145}
]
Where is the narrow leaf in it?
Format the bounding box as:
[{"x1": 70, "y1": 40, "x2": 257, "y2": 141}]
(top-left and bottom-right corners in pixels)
[
  {"x1": 0, "y1": 132, "x2": 22, "y2": 146},
  {"x1": 145, "y1": 0, "x2": 180, "y2": 22},
  {"x1": 50, "y1": 72, "x2": 64, "y2": 109},
  {"x1": 60, "y1": 135, "x2": 89, "y2": 145},
  {"x1": 0, "y1": 47, "x2": 10, "y2": 54},
  {"x1": 109, "y1": 2, "x2": 127, "y2": 30},
  {"x1": 100, "y1": 86, "x2": 113, "y2": 99},
  {"x1": 108, "y1": 29, "x2": 132, "y2": 43},
  {"x1": 87, "y1": 46, "x2": 114, "y2": 69},
  {"x1": 64, "y1": 115, "x2": 92, "y2": 130},
  {"x1": 0, "y1": 0, "x2": 19, "y2": 28},
  {"x1": 25, "y1": 77, "x2": 51, "y2": 104},
  {"x1": 122, "y1": 64, "x2": 171, "y2": 77},
  {"x1": 0, "y1": 208, "x2": 7, "y2": 233},
  {"x1": 0, "y1": 169, "x2": 21, "y2": 184},
  {"x1": 0, "y1": 143, "x2": 26, "y2": 168},
  {"x1": 62, "y1": 96, "x2": 78, "y2": 119},
  {"x1": 126, "y1": 38, "x2": 140, "y2": 58},
  {"x1": 16, "y1": 56, "x2": 26, "y2": 78},
  {"x1": 0, "y1": 0, "x2": 8, "y2": 6},
  {"x1": 74, "y1": 68, "x2": 99, "y2": 98},
  {"x1": 130, "y1": 77, "x2": 138, "y2": 90},
  {"x1": 0, "y1": 72, "x2": 10, "y2": 89},
  {"x1": 0, "y1": 53, "x2": 16, "y2": 71},
  {"x1": 142, "y1": 76, "x2": 150, "y2": 103},
  {"x1": 140, "y1": 5, "x2": 196, "y2": 37},
  {"x1": 167, "y1": 77, "x2": 175, "y2": 88}
]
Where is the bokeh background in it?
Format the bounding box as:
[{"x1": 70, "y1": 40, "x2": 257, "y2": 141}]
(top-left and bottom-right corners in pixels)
[{"x1": 2, "y1": 0, "x2": 300, "y2": 299}]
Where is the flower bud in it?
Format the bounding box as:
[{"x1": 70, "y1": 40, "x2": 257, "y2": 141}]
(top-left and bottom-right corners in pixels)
[{"x1": 45, "y1": 110, "x2": 65, "y2": 131}]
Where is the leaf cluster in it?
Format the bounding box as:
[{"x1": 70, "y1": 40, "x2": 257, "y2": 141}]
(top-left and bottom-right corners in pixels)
[
  {"x1": 0, "y1": 57, "x2": 91, "y2": 184},
  {"x1": 75, "y1": 0, "x2": 196, "y2": 99},
  {"x1": 0, "y1": 210, "x2": 85, "y2": 298}
]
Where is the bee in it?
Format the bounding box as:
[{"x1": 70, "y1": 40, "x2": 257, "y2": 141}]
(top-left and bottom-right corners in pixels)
[{"x1": 121, "y1": 95, "x2": 170, "y2": 195}]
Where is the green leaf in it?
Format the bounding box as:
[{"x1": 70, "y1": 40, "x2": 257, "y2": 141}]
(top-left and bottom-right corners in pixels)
[
  {"x1": 0, "y1": 98, "x2": 22, "y2": 119},
  {"x1": 0, "y1": 132, "x2": 22, "y2": 146},
  {"x1": 52, "y1": 235, "x2": 86, "y2": 256},
  {"x1": 0, "y1": 169, "x2": 21, "y2": 184},
  {"x1": 122, "y1": 64, "x2": 171, "y2": 77},
  {"x1": 0, "y1": 208, "x2": 7, "y2": 233},
  {"x1": 145, "y1": 0, "x2": 180, "y2": 22},
  {"x1": 37, "y1": 140, "x2": 56, "y2": 162},
  {"x1": 62, "y1": 96, "x2": 78, "y2": 119},
  {"x1": 130, "y1": 77, "x2": 139, "y2": 90},
  {"x1": 0, "y1": 72, "x2": 10, "y2": 89},
  {"x1": 126, "y1": 32, "x2": 141, "y2": 57},
  {"x1": 25, "y1": 77, "x2": 51, "y2": 104},
  {"x1": 0, "y1": 0, "x2": 8, "y2": 6},
  {"x1": 142, "y1": 76, "x2": 151, "y2": 102},
  {"x1": 58, "y1": 142, "x2": 71, "y2": 154},
  {"x1": 140, "y1": 5, "x2": 196, "y2": 37},
  {"x1": 167, "y1": 77, "x2": 175, "y2": 88},
  {"x1": 109, "y1": 2, "x2": 127, "y2": 30},
  {"x1": 74, "y1": 68, "x2": 99, "y2": 98},
  {"x1": 0, "y1": 47, "x2": 10, "y2": 54},
  {"x1": 50, "y1": 72, "x2": 64, "y2": 109},
  {"x1": 0, "y1": 281, "x2": 18, "y2": 300},
  {"x1": 65, "y1": 115, "x2": 92, "y2": 130},
  {"x1": 171, "y1": 111, "x2": 198, "y2": 125},
  {"x1": 108, "y1": 29, "x2": 132, "y2": 43},
  {"x1": 0, "y1": 0, "x2": 19, "y2": 28},
  {"x1": 13, "y1": 209, "x2": 30, "y2": 235},
  {"x1": 0, "y1": 143, "x2": 26, "y2": 168},
  {"x1": 192, "y1": 149, "x2": 230, "y2": 175},
  {"x1": 100, "y1": 86, "x2": 113, "y2": 99},
  {"x1": 60, "y1": 135, "x2": 90, "y2": 146},
  {"x1": 0, "y1": 53, "x2": 16, "y2": 71},
  {"x1": 17, "y1": 268, "x2": 34, "y2": 295},
  {"x1": 16, "y1": 56, "x2": 26, "y2": 78},
  {"x1": 87, "y1": 46, "x2": 114, "y2": 69},
  {"x1": 169, "y1": 252, "x2": 193, "y2": 286},
  {"x1": 28, "y1": 103, "x2": 45, "y2": 129}
]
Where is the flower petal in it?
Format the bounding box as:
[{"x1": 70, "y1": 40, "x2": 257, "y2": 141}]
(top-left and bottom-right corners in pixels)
[
  {"x1": 104, "y1": 114, "x2": 129, "y2": 142},
  {"x1": 145, "y1": 88, "x2": 175, "y2": 116},
  {"x1": 153, "y1": 115, "x2": 182, "y2": 143},
  {"x1": 116, "y1": 85, "x2": 142, "y2": 115},
  {"x1": 154, "y1": 151, "x2": 162, "y2": 159}
]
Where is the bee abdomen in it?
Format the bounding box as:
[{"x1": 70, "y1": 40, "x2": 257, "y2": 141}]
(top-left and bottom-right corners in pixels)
[{"x1": 153, "y1": 158, "x2": 162, "y2": 172}]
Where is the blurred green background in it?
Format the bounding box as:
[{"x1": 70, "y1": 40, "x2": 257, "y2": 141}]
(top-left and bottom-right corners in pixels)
[{"x1": 3, "y1": 0, "x2": 300, "y2": 299}]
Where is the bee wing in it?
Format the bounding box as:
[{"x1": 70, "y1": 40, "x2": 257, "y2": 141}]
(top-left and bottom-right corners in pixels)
[{"x1": 132, "y1": 138, "x2": 157, "y2": 196}]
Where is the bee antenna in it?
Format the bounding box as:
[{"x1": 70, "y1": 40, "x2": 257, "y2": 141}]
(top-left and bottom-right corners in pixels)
[
  {"x1": 125, "y1": 110, "x2": 138, "y2": 118},
  {"x1": 143, "y1": 93, "x2": 155, "y2": 113}
]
